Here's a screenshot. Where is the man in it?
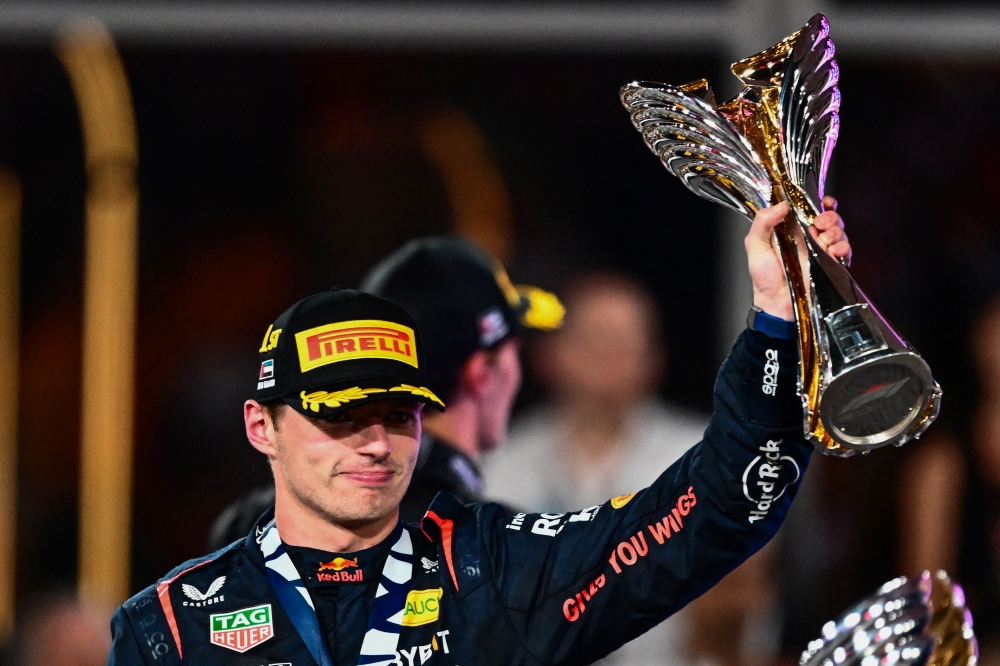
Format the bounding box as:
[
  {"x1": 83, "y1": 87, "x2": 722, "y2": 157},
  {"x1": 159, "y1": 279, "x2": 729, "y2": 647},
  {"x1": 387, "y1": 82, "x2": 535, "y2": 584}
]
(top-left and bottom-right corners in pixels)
[
  {"x1": 206, "y1": 237, "x2": 562, "y2": 549},
  {"x1": 107, "y1": 200, "x2": 852, "y2": 666},
  {"x1": 360, "y1": 236, "x2": 564, "y2": 519}
]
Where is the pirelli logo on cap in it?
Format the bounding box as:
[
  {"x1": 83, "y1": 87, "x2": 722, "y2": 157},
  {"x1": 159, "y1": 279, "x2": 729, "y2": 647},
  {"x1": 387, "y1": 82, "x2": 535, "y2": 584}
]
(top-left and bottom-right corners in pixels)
[{"x1": 295, "y1": 319, "x2": 418, "y2": 372}]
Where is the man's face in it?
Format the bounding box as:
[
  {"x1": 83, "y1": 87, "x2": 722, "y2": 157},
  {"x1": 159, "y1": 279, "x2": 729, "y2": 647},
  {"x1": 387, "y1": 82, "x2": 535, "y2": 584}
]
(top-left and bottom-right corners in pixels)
[
  {"x1": 477, "y1": 337, "x2": 522, "y2": 451},
  {"x1": 263, "y1": 399, "x2": 422, "y2": 528},
  {"x1": 548, "y1": 287, "x2": 659, "y2": 406}
]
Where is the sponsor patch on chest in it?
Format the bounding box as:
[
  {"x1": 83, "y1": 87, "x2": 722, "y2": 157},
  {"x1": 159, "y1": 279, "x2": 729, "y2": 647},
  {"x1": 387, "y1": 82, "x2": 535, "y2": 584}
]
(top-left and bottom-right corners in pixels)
[
  {"x1": 392, "y1": 630, "x2": 452, "y2": 666},
  {"x1": 210, "y1": 604, "x2": 274, "y2": 653},
  {"x1": 182, "y1": 576, "x2": 226, "y2": 607},
  {"x1": 402, "y1": 588, "x2": 443, "y2": 627}
]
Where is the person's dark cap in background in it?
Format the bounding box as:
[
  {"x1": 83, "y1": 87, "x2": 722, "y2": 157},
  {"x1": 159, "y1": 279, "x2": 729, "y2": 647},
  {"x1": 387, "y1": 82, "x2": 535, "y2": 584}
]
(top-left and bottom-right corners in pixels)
[
  {"x1": 254, "y1": 288, "x2": 446, "y2": 418},
  {"x1": 359, "y1": 236, "x2": 564, "y2": 401}
]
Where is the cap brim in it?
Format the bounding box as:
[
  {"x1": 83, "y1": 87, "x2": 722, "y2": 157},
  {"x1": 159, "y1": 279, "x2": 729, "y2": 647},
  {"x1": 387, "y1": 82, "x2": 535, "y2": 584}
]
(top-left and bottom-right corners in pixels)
[
  {"x1": 513, "y1": 285, "x2": 565, "y2": 331},
  {"x1": 281, "y1": 380, "x2": 446, "y2": 420}
]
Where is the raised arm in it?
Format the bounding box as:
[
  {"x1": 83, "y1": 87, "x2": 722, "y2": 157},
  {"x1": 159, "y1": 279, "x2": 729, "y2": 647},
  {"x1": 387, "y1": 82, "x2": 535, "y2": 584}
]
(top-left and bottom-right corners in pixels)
[
  {"x1": 483, "y1": 322, "x2": 805, "y2": 664},
  {"x1": 481, "y1": 201, "x2": 850, "y2": 665}
]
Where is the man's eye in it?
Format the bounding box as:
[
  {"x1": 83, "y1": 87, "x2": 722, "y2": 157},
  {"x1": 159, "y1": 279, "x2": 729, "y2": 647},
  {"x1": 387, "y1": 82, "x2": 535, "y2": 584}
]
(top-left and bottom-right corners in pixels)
[{"x1": 388, "y1": 411, "x2": 415, "y2": 425}]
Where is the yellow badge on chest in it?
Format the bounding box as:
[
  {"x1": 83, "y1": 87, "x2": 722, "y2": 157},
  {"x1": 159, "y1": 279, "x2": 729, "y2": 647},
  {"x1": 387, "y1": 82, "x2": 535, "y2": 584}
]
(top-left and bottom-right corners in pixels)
[
  {"x1": 402, "y1": 588, "x2": 443, "y2": 627},
  {"x1": 610, "y1": 493, "x2": 637, "y2": 509}
]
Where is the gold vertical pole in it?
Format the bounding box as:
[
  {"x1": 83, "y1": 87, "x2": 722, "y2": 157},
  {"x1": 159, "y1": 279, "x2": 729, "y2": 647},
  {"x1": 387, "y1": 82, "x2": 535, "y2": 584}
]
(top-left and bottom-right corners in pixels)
[
  {"x1": 57, "y1": 21, "x2": 139, "y2": 606},
  {"x1": 419, "y1": 109, "x2": 514, "y2": 261},
  {"x1": 0, "y1": 169, "x2": 21, "y2": 644}
]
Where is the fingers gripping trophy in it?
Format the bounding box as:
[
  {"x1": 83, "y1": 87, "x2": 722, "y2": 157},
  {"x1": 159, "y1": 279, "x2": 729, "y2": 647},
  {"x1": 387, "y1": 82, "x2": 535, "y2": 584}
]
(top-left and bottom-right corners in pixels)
[{"x1": 621, "y1": 14, "x2": 941, "y2": 455}]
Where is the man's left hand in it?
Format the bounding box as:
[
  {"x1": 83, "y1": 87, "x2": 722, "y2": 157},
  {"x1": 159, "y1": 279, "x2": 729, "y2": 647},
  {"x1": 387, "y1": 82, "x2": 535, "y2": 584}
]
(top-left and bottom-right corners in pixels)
[{"x1": 744, "y1": 195, "x2": 852, "y2": 322}]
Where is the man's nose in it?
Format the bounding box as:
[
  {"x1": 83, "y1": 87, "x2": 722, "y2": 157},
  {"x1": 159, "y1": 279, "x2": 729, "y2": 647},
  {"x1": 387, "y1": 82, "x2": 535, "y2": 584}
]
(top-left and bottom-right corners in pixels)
[{"x1": 355, "y1": 421, "x2": 392, "y2": 457}]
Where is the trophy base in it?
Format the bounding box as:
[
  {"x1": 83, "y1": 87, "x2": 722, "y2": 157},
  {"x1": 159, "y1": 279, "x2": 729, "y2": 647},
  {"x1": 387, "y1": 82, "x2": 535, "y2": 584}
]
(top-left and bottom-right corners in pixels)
[{"x1": 819, "y1": 352, "x2": 935, "y2": 451}]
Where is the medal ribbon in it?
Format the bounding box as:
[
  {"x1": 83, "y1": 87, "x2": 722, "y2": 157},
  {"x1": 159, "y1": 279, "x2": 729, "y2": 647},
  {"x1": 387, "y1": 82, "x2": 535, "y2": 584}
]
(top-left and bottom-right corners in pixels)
[{"x1": 259, "y1": 520, "x2": 414, "y2": 666}]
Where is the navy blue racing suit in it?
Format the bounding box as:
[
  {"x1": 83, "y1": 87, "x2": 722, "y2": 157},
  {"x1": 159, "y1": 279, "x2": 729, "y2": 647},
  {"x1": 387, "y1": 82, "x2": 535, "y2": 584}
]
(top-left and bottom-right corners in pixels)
[{"x1": 107, "y1": 328, "x2": 810, "y2": 666}]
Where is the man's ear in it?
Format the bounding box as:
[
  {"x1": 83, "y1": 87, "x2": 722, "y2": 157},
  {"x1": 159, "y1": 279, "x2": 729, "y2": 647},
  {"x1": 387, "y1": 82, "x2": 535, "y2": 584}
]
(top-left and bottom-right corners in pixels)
[
  {"x1": 458, "y1": 349, "x2": 494, "y2": 397},
  {"x1": 245, "y1": 400, "x2": 278, "y2": 457}
]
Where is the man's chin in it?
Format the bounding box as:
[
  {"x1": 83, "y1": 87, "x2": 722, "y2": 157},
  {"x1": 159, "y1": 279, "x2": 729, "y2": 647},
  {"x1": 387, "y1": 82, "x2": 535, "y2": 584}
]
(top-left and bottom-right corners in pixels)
[
  {"x1": 322, "y1": 491, "x2": 404, "y2": 528},
  {"x1": 334, "y1": 504, "x2": 400, "y2": 530}
]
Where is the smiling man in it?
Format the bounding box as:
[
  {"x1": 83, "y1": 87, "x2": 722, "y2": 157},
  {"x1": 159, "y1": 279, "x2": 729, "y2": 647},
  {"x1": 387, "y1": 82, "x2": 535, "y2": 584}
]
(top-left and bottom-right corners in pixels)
[
  {"x1": 206, "y1": 236, "x2": 564, "y2": 551},
  {"x1": 107, "y1": 201, "x2": 851, "y2": 666}
]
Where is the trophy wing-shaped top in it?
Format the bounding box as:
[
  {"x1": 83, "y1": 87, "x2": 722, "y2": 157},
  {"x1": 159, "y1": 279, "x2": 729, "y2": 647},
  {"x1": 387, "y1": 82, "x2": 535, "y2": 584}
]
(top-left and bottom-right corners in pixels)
[
  {"x1": 780, "y1": 13, "x2": 841, "y2": 214},
  {"x1": 621, "y1": 13, "x2": 941, "y2": 455},
  {"x1": 621, "y1": 82, "x2": 772, "y2": 220}
]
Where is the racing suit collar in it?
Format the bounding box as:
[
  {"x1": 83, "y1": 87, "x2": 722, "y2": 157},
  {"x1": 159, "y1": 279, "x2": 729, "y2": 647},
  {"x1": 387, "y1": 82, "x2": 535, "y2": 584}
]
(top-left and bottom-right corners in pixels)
[
  {"x1": 419, "y1": 492, "x2": 492, "y2": 599},
  {"x1": 259, "y1": 519, "x2": 415, "y2": 666},
  {"x1": 287, "y1": 537, "x2": 391, "y2": 586},
  {"x1": 243, "y1": 504, "x2": 276, "y2": 573},
  {"x1": 243, "y1": 505, "x2": 402, "y2": 580}
]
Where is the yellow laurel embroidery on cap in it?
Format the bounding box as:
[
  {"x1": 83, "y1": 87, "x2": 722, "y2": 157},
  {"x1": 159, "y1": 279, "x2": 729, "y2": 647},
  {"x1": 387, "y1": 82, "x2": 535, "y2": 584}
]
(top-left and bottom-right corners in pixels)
[
  {"x1": 259, "y1": 325, "x2": 282, "y2": 353},
  {"x1": 389, "y1": 384, "x2": 445, "y2": 408},
  {"x1": 517, "y1": 285, "x2": 565, "y2": 331},
  {"x1": 494, "y1": 266, "x2": 521, "y2": 309},
  {"x1": 299, "y1": 387, "x2": 387, "y2": 412},
  {"x1": 610, "y1": 492, "x2": 637, "y2": 509}
]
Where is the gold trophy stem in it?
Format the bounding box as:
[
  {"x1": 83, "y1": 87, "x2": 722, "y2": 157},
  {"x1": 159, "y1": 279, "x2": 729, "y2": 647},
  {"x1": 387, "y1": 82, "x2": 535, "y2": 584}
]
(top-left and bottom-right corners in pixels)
[
  {"x1": 772, "y1": 214, "x2": 829, "y2": 447},
  {"x1": 731, "y1": 90, "x2": 839, "y2": 451}
]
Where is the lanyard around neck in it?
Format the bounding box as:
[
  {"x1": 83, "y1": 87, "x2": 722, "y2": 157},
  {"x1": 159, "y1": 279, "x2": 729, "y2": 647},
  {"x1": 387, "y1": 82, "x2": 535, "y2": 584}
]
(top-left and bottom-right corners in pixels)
[{"x1": 259, "y1": 520, "x2": 415, "y2": 666}]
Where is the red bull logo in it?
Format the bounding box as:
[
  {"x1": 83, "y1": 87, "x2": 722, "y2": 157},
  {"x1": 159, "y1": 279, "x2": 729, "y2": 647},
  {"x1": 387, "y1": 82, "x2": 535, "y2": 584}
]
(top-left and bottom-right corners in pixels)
[
  {"x1": 318, "y1": 557, "x2": 358, "y2": 572},
  {"x1": 318, "y1": 569, "x2": 363, "y2": 583},
  {"x1": 295, "y1": 319, "x2": 418, "y2": 372},
  {"x1": 317, "y1": 557, "x2": 362, "y2": 582}
]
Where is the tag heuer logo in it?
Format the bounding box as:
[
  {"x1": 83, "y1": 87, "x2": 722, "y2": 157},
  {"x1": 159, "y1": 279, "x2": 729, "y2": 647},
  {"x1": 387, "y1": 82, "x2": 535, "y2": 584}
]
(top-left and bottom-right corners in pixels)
[{"x1": 210, "y1": 604, "x2": 274, "y2": 653}]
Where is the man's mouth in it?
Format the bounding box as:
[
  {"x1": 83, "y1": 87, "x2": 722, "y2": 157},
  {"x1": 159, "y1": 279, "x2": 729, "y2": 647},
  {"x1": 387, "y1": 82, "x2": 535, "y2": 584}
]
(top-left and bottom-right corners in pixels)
[{"x1": 338, "y1": 470, "x2": 397, "y2": 486}]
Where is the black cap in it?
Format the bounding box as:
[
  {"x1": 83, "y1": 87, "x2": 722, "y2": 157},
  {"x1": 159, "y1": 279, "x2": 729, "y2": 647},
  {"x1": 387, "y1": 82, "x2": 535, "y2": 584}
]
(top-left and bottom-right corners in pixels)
[
  {"x1": 359, "y1": 236, "x2": 563, "y2": 400},
  {"x1": 255, "y1": 288, "x2": 445, "y2": 418}
]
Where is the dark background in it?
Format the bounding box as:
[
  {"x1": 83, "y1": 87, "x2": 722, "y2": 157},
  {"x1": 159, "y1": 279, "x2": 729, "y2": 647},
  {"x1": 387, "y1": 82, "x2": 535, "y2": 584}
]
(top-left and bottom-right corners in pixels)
[{"x1": 2, "y1": 40, "x2": 1000, "y2": 658}]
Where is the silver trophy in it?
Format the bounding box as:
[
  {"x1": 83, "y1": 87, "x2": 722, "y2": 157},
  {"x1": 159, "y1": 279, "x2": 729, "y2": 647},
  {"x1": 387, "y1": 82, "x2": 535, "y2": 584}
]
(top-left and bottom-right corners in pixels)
[
  {"x1": 800, "y1": 571, "x2": 977, "y2": 666},
  {"x1": 620, "y1": 14, "x2": 941, "y2": 456}
]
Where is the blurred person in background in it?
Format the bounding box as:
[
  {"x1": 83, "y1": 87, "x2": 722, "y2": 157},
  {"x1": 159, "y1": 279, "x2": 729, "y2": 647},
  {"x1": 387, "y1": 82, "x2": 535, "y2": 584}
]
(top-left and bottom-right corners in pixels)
[
  {"x1": 359, "y1": 236, "x2": 563, "y2": 517},
  {"x1": 483, "y1": 272, "x2": 780, "y2": 666},
  {"x1": 895, "y1": 293, "x2": 1000, "y2": 665},
  {"x1": 6, "y1": 594, "x2": 112, "y2": 666},
  {"x1": 684, "y1": 549, "x2": 781, "y2": 666},
  {"x1": 206, "y1": 236, "x2": 563, "y2": 549},
  {"x1": 484, "y1": 272, "x2": 706, "y2": 511}
]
